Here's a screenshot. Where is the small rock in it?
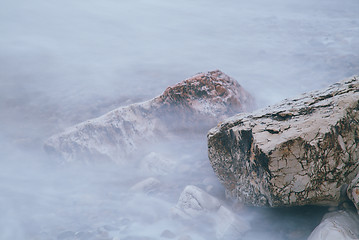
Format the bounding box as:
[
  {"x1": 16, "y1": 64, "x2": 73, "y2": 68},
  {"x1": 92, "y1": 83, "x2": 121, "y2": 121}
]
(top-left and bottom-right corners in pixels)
[
  {"x1": 308, "y1": 210, "x2": 359, "y2": 240},
  {"x1": 172, "y1": 185, "x2": 221, "y2": 219}
]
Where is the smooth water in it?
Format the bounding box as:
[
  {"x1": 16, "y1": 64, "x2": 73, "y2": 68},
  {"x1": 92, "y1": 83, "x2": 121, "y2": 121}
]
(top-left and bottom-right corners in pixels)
[{"x1": 1, "y1": 0, "x2": 358, "y2": 239}]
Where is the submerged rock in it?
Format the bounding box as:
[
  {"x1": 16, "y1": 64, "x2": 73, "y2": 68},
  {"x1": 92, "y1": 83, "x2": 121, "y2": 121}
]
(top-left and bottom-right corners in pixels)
[
  {"x1": 308, "y1": 210, "x2": 359, "y2": 240},
  {"x1": 130, "y1": 177, "x2": 161, "y2": 194},
  {"x1": 208, "y1": 76, "x2": 359, "y2": 207},
  {"x1": 215, "y1": 206, "x2": 250, "y2": 240},
  {"x1": 172, "y1": 185, "x2": 222, "y2": 219},
  {"x1": 45, "y1": 70, "x2": 254, "y2": 163},
  {"x1": 139, "y1": 152, "x2": 176, "y2": 176},
  {"x1": 172, "y1": 185, "x2": 250, "y2": 239}
]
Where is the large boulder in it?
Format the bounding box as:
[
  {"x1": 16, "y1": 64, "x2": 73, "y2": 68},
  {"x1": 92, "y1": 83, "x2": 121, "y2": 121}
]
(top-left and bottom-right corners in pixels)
[
  {"x1": 45, "y1": 70, "x2": 254, "y2": 163},
  {"x1": 208, "y1": 76, "x2": 359, "y2": 207},
  {"x1": 308, "y1": 210, "x2": 359, "y2": 240}
]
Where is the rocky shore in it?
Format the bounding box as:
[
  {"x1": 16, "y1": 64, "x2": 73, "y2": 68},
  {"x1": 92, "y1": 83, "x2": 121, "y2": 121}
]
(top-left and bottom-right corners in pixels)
[{"x1": 43, "y1": 71, "x2": 359, "y2": 239}]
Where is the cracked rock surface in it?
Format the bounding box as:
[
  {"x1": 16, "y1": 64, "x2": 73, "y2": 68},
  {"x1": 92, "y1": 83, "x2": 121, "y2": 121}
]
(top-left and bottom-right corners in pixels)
[{"x1": 208, "y1": 76, "x2": 359, "y2": 207}]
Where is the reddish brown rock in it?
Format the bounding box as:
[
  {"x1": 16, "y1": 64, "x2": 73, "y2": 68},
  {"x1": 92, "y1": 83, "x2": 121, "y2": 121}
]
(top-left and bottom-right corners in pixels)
[
  {"x1": 45, "y1": 70, "x2": 254, "y2": 163},
  {"x1": 156, "y1": 70, "x2": 252, "y2": 113}
]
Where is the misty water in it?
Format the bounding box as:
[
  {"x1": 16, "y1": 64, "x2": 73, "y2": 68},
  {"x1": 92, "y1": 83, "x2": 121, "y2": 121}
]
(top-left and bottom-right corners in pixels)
[{"x1": 1, "y1": 0, "x2": 359, "y2": 239}]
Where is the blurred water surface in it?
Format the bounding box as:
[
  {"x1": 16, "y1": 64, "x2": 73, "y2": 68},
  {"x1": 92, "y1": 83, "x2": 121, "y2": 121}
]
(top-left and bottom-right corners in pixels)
[{"x1": 0, "y1": 0, "x2": 358, "y2": 239}]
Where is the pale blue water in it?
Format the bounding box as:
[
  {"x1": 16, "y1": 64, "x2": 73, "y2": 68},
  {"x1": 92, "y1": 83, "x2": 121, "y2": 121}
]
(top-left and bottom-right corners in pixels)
[{"x1": 0, "y1": 0, "x2": 358, "y2": 239}]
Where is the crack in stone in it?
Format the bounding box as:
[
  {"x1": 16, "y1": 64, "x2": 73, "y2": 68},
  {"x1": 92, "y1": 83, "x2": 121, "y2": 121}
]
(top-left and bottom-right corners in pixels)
[{"x1": 208, "y1": 76, "x2": 359, "y2": 207}]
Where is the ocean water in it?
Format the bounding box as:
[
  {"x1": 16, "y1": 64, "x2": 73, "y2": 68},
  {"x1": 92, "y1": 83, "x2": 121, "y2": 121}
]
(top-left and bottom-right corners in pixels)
[{"x1": 0, "y1": 0, "x2": 358, "y2": 239}]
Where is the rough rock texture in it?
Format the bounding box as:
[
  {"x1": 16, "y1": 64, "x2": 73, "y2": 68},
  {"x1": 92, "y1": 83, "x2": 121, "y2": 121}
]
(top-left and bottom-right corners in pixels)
[
  {"x1": 308, "y1": 210, "x2": 359, "y2": 240},
  {"x1": 172, "y1": 185, "x2": 222, "y2": 219},
  {"x1": 208, "y1": 76, "x2": 359, "y2": 207},
  {"x1": 45, "y1": 70, "x2": 254, "y2": 163},
  {"x1": 347, "y1": 172, "x2": 359, "y2": 213}
]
